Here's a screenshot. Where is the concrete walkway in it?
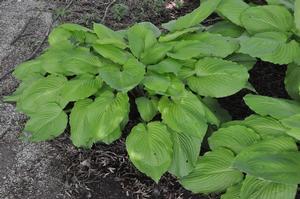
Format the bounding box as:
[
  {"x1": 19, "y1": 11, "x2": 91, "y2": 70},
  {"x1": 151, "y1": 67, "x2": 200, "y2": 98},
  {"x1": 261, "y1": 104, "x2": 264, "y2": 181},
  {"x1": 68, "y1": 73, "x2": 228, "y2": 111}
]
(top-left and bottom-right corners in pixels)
[{"x1": 0, "y1": 1, "x2": 69, "y2": 198}]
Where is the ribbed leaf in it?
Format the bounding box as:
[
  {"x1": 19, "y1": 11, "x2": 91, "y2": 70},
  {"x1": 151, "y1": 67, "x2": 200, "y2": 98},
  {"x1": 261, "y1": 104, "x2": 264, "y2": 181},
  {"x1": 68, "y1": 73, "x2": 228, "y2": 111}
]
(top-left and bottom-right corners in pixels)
[
  {"x1": 285, "y1": 64, "x2": 300, "y2": 100},
  {"x1": 158, "y1": 91, "x2": 208, "y2": 139},
  {"x1": 159, "y1": 27, "x2": 201, "y2": 42},
  {"x1": 17, "y1": 75, "x2": 68, "y2": 114},
  {"x1": 240, "y1": 5, "x2": 294, "y2": 34},
  {"x1": 280, "y1": 114, "x2": 300, "y2": 140},
  {"x1": 217, "y1": 0, "x2": 249, "y2": 25},
  {"x1": 221, "y1": 184, "x2": 242, "y2": 199},
  {"x1": 24, "y1": 103, "x2": 67, "y2": 141},
  {"x1": 93, "y1": 23, "x2": 126, "y2": 48},
  {"x1": 168, "y1": 32, "x2": 239, "y2": 60},
  {"x1": 135, "y1": 97, "x2": 158, "y2": 122},
  {"x1": 295, "y1": 0, "x2": 300, "y2": 31},
  {"x1": 209, "y1": 125, "x2": 261, "y2": 154},
  {"x1": 162, "y1": 0, "x2": 221, "y2": 32},
  {"x1": 147, "y1": 58, "x2": 182, "y2": 75},
  {"x1": 140, "y1": 43, "x2": 173, "y2": 65},
  {"x1": 227, "y1": 53, "x2": 257, "y2": 71},
  {"x1": 126, "y1": 122, "x2": 173, "y2": 182},
  {"x1": 180, "y1": 149, "x2": 243, "y2": 194},
  {"x1": 60, "y1": 75, "x2": 102, "y2": 102},
  {"x1": 169, "y1": 130, "x2": 201, "y2": 178},
  {"x1": 143, "y1": 73, "x2": 171, "y2": 93},
  {"x1": 127, "y1": 22, "x2": 160, "y2": 58},
  {"x1": 93, "y1": 44, "x2": 130, "y2": 65},
  {"x1": 98, "y1": 58, "x2": 145, "y2": 92},
  {"x1": 233, "y1": 151, "x2": 300, "y2": 184},
  {"x1": 87, "y1": 91, "x2": 129, "y2": 141},
  {"x1": 239, "y1": 32, "x2": 299, "y2": 65},
  {"x1": 266, "y1": 0, "x2": 295, "y2": 10},
  {"x1": 187, "y1": 57, "x2": 248, "y2": 97},
  {"x1": 244, "y1": 94, "x2": 300, "y2": 119},
  {"x1": 207, "y1": 21, "x2": 244, "y2": 38},
  {"x1": 12, "y1": 59, "x2": 45, "y2": 81},
  {"x1": 70, "y1": 99, "x2": 94, "y2": 148},
  {"x1": 240, "y1": 175, "x2": 297, "y2": 199}
]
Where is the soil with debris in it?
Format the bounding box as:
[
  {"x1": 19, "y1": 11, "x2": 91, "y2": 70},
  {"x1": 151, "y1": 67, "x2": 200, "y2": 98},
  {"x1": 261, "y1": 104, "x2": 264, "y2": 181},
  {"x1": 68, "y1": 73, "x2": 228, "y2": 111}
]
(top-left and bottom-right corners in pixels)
[{"x1": 0, "y1": 0, "x2": 299, "y2": 199}]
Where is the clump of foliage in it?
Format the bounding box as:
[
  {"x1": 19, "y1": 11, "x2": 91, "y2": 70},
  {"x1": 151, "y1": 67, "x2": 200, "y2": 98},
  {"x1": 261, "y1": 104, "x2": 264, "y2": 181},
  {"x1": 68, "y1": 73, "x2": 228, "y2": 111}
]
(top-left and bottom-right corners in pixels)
[{"x1": 5, "y1": 0, "x2": 300, "y2": 198}]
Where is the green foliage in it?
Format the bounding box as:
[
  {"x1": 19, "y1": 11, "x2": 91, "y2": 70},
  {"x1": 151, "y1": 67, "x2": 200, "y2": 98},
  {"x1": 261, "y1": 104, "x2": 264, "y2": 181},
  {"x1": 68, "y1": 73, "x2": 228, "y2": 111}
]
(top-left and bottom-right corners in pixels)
[
  {"x1": 112, "y1": 3, "x2": 129, "y2": 21},
  {"x1": 6, "y1": 0, "x2": 300, "y2": 198}
]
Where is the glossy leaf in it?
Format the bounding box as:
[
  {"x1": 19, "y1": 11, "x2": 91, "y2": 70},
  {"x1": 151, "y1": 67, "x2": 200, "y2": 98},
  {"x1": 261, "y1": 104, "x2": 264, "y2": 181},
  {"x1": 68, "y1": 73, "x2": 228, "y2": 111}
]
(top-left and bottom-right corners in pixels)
[
  {"x1": 140, "y1": 43, "x2": 173, "y2": 65},
  {"x1": 217, "y1": 0, "x2": 249, "y2": 25},
  {"x1": 93, "y1": 23, "x2": 126, "y2": 48},
  {"x1": 147, "y1": 58, "x2": 182, "y2": 75},
  {"x1": 135, "y1": 97, "x2": 158, "y2": 122},
  {"x1": 159, "y1": 27, "x2": 201, "y2": 42},
  {"x1": 221, "y1": 184, "x2": 242, "y2": 199},
  {"x1": 280, "y1": 114, "x2": 300, "y2": 140},
  {"x1": 93, "y1": 44, "x2": 130, "y2": 65},
  {"x1": 126, "y1": 122, "x2": 173, "y2": 182},
  {"x1": 207, "y1": 21, "x2": 244, "y2": 38}
]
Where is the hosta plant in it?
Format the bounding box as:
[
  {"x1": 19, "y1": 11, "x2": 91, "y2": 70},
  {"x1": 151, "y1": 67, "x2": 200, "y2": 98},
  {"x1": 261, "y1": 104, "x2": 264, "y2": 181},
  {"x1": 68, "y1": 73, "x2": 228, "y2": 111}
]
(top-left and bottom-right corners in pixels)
[{"x1": 5, "y1": 0, "x2": 300, "y2": 198}]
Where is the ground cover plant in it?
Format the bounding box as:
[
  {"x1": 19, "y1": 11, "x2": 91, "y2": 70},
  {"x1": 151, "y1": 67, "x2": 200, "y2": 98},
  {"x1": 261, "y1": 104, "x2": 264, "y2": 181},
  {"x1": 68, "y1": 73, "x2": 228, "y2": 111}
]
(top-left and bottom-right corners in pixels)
[{"x1": 5, "y1": 0, "x2": 300, "y2": 198}]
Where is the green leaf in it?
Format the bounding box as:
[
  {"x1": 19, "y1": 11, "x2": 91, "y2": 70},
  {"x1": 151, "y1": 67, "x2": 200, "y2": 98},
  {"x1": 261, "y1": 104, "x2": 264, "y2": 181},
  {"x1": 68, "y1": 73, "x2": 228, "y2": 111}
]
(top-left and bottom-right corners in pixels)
[
  {"x1": 207, "y1": 21, "x2": 244, "y2": 38},
  {"x1": 223, "y1": 115, "x2": 288, "y2": 139},
  {"x1": 17, "y1": 75, "x2": 68, "y2": 114},
  {"x1": 93, "y1": 44, "x2": 130, "y2": 65},
  {"x1": 221, "y1": 184, "x2": 242, "y2": 199},
  {"x1": 93, "y1": 23, "x2": 126, "y2": 48},
  {"x1": 143, "y1": 73, "x2": 171, "y2": 93},
  {"x1": 217, "y1": 0, "x2": 250, "y2": 25},
  {"x1": 187, "y1": 57, "x2": 249, "y2": 97},
  {"x1": 12, "y1": 59, "x2": 45, "y2": 81},
  {"x1": 240, "y1": 5, "x2": 294, "y2": 34},
  {"x1": 180, "y1": 149, "x2": 243, "y2": 194},
  {"x1": 48, "y1": 27, "x2": 73, "y2": 46},
  {"x1": 24, "y1": 103, "x2": 67, "y2": 141},
  {"x1": 126, "y1": 122, "x2": 173, "y2": 182},
  {"x1": 70, "y1": 99, "x2": 94, "y2": 148},
  {"x1": 295, "y1": 0, "x2": 300, "y2": 31},
  {"x1": 227, "y1": 53, "x2": 257, "y2": 71},
  {"x1": 87, "y1": 91, "x2": 129, "y2": 141},
  {"x1": 60, "y1": 75, "x2": 102, "y2": 102},
  {"x1": 140, "y1": 43, "x2": 173, "y2": 65},
  {"x1": 159, "y1": 27, "x2": 201, "y2": 42},
  {"x1": 162, "y1": 0, "x2": 221, "y2": 32},
  {"x1": 98, "y1": 58, "x2": 145, "y2": 92},
  {"x1": 158, "y1": 91, "x2": 208, "y2": 139},
  {"x1": 127, "y1": 22, "x2": 160, "y2": 58},
  {"x1": 169, "y1": 130, "x2": 201, "y2": 178},
  {"x1": 244, "y1": 94, "x2": 300, "y2": 119},
  {"x1": 135, "y1": 97, "x2": 158, "y2": 122},
  {"x1": 233, "y1": 151, "x2": 300, "y2": 184},
  {"x1": 101, "y1": 126, "x2": 122, "y2": 145},
  {"x1": 209, "y1": 125, "x2": 261, "y2": 154},
  {"x1": 202, "y1": 97, "x2": 232, "y2": 126},
  {"x1": 285, "y1": 63, "x2": 300, "y2": 100},
  {"x1": 239, "y1": 32, "x2": 299, "y2": 65},
  {"x1": 168, "y1": 32, "x2": 239, "y2": 60},
  {"x1": 280, "y1": 114, "x2": 300, "y2": 140},
  {"x1": 266, "y1": 0, "x2": 295, "y2": 10},
  {"x1": 240, "y1": 175, "x2": 297, "y2": 199},
  {"x1": 147, "y1": 58, "x2": 182, "y2": 75}
]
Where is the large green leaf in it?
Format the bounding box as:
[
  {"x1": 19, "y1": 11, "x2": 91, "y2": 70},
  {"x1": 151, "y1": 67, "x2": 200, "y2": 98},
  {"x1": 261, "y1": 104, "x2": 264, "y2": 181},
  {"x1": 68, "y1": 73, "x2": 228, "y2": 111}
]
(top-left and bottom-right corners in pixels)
[
  {"x1": 93, "y1": 23, "x2": 126, "y2": 48},
  {"x1": 17, "y1": 75, "x2": 68, "y2": 114},
  {"x1": 223, "y1": 115, "x2": 288, "y2": 139},
  {"x1": 239, "y1": 32, "x2": 299, "y2": 65},
  {"x1": 140, "y1": 43, "x2": 173, "y2": 65},
  {"x1": 127, "y1": 22, "x2": 160, "y2": 58},
  {"x1": 158, "y1": 91, "x2": 208, "y2": 139},
  {"x1": 221, "y1": 184, "x2": 242, "y2": 199},
  {"x1": 135, "y1": 97, "x2": 158, "y2": 122},
  {"x1": 209, "y1": 125, "x2": 261, "y2": 154},
  {"x1": 40, "y1": 46, "x2": 102, "y2": 75},
  {"x1": 266, "y1": 0, "x2": 295, "y2": 10},
  {"x1": 24, "y1": 103, "x2": 67, "y2": 141},
  {"x1": 168, "y1": 32, "x2": 239, "y2": 60},
  {"x1": 285, "y1": 64, "x2": 300, "y2": 100},
  {"x1": 234, "y1": 151, "x2": 300, "y2": 184},
  {"x1": 147, "y1": 58, "x2": 182, "y2": 75},
  {"x1": 60, "y1": 75, "x2": 102, "y2": 102},
  {"x1": 207, "y1": 21, "x2": 244, "y2": 38},
  {"x1": 180, "y1": 149, "x2": 243, "y2": 194},
  {"x1": 295, "y1": 0, "x2": 300, "y2": 31},
  {"x1": 241, "y1": 175, "x2": 297, "y2": 199},
  {"x1": 126, "y1": 122, "x2": 173, "y2": 182},
  {"x1": 69, "y1": 99, "x2": 94, "y2": 148},
  {"x1": 142, "y1": 72, "x2": 171, "y2": 93},
  {"x1": 240, "y1": 5, "x2": 294, "y2": 34},
  {"x1": 244, "y1": 94, "x2": 300, "y2": 119},
  {"x1": 217, "y1": 0, "x2": 249, "y2": 26},
  {"x1": 280, "y1": 114, "x2": 300, "y2": 140},
  {"x1": 12, "y1": 59, "x2": 45, "y2": 81},
  {"x1": 162, "y1": 0, "x2": 221, "y2": 32},
  {"x1": 98, "y1": 58, "x2": 145, "y2": 92},
  {"x1": 169, "y1": 130, "x2": 201, "y2": 178},
  {"x1": 93, "y1": 44, "x2": 130, "y2": 65},
  {"x1": 159, "y1": 27, "x2": 201, "y2": 42},
  {"x1": 87, "y1": 91, "x2": 129, "y2": 141},
  {"x1": 227, "y1": 53, "x2": 257, "y2": 71},
  {"x1": 187, "y1": 57, "x2": 248, "y2": 97}
]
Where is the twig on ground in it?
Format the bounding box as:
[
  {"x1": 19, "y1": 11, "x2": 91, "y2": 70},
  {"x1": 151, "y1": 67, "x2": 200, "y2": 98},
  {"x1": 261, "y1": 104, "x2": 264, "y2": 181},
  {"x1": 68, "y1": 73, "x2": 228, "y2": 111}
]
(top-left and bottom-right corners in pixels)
[{"x1": 101, "y1": 0, "x2": 116, "y2": 23}]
